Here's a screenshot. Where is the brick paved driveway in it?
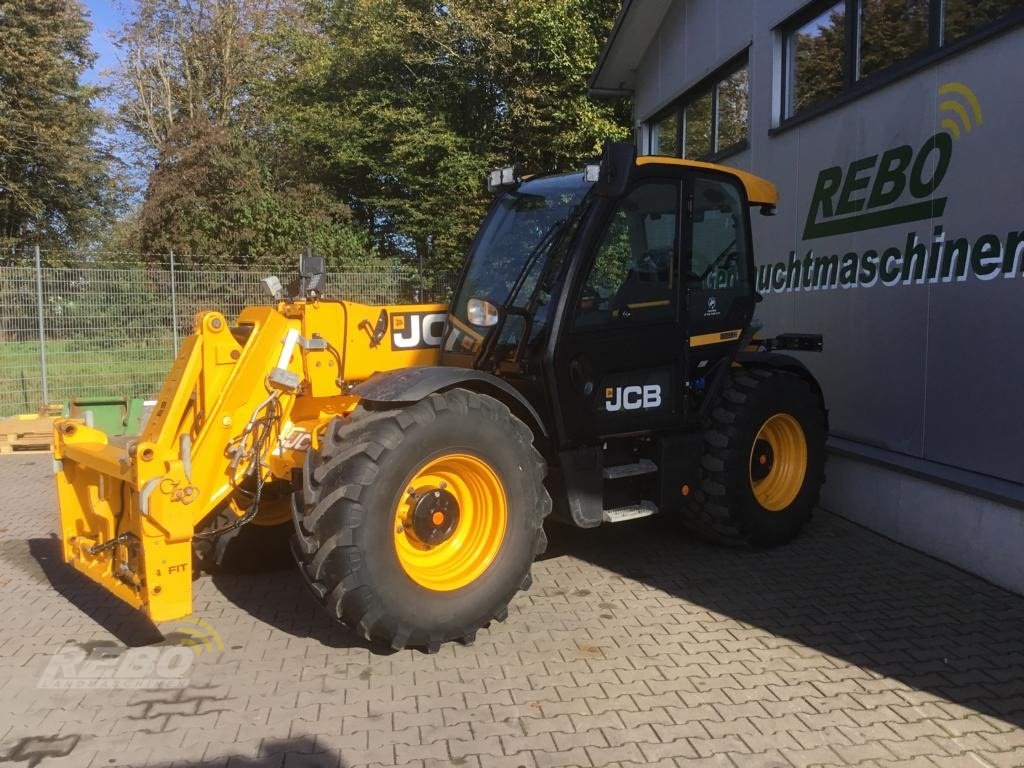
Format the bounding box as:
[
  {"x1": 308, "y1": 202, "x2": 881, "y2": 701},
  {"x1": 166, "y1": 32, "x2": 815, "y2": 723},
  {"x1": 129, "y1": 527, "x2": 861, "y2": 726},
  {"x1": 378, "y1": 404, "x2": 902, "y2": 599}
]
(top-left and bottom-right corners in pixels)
[{"x1": 1, "y1": 453, "x2": 1022, "y2": 768}]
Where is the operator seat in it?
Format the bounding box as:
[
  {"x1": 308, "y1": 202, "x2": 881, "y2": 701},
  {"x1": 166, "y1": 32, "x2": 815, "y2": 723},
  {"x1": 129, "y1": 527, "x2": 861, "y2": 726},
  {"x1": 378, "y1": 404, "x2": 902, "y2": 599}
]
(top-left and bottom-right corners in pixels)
[{"x1": 611, "y1": 248, "x2": 673, "y2": 314}]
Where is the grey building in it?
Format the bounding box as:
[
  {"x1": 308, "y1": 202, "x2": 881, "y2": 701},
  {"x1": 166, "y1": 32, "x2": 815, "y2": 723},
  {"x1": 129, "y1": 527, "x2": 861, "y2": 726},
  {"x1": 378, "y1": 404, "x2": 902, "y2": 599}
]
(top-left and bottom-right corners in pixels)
[{"x1": 590, "y1": 1, "x2": 1024, "y2": 594}]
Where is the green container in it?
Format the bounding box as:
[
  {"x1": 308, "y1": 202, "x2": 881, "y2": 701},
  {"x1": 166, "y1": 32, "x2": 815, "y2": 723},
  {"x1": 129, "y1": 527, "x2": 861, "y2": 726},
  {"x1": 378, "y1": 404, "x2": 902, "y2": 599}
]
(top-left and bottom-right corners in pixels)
[{"x1": 67, "y1": 396, "x2": 150, "y2": 436}]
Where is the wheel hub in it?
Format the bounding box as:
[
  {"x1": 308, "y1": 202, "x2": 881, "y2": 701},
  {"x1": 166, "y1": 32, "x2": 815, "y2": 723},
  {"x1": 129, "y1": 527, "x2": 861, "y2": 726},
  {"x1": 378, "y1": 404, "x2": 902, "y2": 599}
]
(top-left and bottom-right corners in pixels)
[
  {"x1": 750, "y1": 439, "x2": 774, "y2": 481},
  {"x1": 392, "y1": 453, "x2": 508, "y2": 592},
  {"x1": 748, "y1": 413, "x2": 808, "y2": 512},
  {"x1": 407, "y1": 487, "x2": 460, "y2": 546}
]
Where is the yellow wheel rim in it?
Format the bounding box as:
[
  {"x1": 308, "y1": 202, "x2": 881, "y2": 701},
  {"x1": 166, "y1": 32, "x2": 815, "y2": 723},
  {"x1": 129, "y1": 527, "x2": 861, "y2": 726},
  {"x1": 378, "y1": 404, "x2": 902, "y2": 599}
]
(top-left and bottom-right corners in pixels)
[
  {"x1": 749, "y1": 413, "x2": 807, "y2": 511},
  {"x1": 393, "y1": 453, "x2": 507, "y2": 591}
]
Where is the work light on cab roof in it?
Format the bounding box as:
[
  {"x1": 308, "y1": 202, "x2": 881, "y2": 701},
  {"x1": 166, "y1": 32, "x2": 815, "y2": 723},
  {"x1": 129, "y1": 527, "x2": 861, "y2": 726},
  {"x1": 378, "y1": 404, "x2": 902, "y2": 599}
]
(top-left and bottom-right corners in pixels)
[{"x1": 486, "y1": 167, "x2": 520, "y2": 194}]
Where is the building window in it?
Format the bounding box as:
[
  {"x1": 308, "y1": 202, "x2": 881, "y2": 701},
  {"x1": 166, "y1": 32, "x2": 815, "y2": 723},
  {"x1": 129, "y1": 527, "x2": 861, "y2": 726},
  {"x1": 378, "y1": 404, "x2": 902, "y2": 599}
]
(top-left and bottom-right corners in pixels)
[
  {"x1": 645, "y1": 54, "x2": 748, "y2": 161},
  {"x1": 858, "y1": 0, "x2": 929, "y2": 79},
  {"x1": 716, "y1": 66, "x2": 750, "y2": 150},
  {"x1": 650, "y1": 112, "x2": 679, "y2": 157},
  {"x1": 943, "y1": 0, "x2": 1021, "y2": 44},
  {"x1": 782, "y1": 0, "x2": 1022, "y2": 120},
  {"x1": 683, "y1": 90, "x2": 714, "y2": 158},
  {"x1": 787, "y1": 2, "x2": 846, "y2": 116}
]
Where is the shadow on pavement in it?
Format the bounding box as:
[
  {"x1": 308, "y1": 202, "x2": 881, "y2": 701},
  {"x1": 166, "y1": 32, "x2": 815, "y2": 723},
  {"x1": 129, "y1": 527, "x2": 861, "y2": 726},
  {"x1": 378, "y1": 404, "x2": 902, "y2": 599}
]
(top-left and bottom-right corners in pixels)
[
  {"x1": 209, "y1": 568, "x2": 384, "y2": 654},
  {"x1": 24, "y1": 535, "x2": 165, "y2": 646},
  {"x1": 0, "y1": 733, "x2": 348, "y2": 768},
  {"x1": 20, "y1": 531, "x2": 387, "y2": 654},
  {"x1": 205, "y1": 504, "x2": 1024, "y2": 733},
  {"x1": 543, "y1": 510, "x2": 1024, "y2": 730},
  {"x1": 26, "y1": 494, "x2": 1024, "y2": 732}
]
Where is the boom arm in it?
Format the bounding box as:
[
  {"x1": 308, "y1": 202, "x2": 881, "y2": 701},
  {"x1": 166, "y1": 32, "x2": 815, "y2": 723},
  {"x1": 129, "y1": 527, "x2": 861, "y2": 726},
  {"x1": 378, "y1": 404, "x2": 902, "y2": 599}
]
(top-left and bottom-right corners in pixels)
[{"x1": 53, "y1": 299, "x2": 444, "y2": 622}]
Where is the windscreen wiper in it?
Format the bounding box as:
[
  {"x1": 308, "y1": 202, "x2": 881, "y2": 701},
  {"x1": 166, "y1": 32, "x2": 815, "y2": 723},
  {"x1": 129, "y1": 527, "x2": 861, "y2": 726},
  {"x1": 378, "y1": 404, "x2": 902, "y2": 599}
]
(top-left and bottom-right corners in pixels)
[
  {"x1": 474, "y1": 217, "x2": 567, "y2": 370},
  {"x1": 507, "y1": 218, "x2": 567, "y2": 308},
  {"x1": 698, "y1": 238, "x2": 738, "y2": 282}
]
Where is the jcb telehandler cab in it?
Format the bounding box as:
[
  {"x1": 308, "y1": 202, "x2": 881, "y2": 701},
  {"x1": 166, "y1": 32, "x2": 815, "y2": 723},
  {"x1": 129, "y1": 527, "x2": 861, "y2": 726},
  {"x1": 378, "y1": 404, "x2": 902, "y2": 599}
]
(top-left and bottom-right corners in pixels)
[{"x1": 54, "y1": 143, "x2": 826, "y2": 651}]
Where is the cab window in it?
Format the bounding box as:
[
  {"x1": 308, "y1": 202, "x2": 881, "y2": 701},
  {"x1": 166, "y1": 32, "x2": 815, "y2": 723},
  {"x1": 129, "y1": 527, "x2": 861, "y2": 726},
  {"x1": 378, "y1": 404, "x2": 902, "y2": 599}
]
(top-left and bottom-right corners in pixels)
[
  {"x1": 691, "y1": 177, "x2": 749, "y2": 291},
  {"x1": 574, "y1": 182, "x2": 678, "y2": 329}
]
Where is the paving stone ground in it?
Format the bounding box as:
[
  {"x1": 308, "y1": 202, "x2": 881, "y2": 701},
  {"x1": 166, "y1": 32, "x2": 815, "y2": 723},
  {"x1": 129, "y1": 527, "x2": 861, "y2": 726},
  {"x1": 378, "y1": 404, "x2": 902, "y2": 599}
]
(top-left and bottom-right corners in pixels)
[{"x1": 1, "y1": 453, "x2": 1023, "y2": 768}]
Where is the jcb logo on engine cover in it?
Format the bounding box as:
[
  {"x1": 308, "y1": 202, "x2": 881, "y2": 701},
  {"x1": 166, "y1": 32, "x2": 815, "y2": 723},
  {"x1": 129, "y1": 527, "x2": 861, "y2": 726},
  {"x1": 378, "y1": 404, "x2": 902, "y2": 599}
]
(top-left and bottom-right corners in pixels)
[
  {"x1": 391, "y1": 312, "x2": 446, "y2": 350},
  {"x1": 605, "y1": 385, "x2": 662, "y2": 412}
]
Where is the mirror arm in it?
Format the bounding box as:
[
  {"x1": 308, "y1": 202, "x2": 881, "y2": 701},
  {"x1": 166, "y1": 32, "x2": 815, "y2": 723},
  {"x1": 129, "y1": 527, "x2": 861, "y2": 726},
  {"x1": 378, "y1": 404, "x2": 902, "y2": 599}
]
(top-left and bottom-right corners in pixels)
[
  {"x1": 506, "y1": 306, "x2": 534, "y2": 366},
  {"x1": 473, "y1": 305, "x2": 534, "y2": 372}
]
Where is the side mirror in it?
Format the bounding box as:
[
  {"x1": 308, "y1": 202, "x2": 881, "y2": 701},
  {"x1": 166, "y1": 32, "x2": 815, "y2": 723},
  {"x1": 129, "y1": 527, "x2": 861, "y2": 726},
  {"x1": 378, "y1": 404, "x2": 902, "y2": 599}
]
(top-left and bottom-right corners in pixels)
[{"x1": 596, "y1": 141, "x2": 635, "y2": 198}]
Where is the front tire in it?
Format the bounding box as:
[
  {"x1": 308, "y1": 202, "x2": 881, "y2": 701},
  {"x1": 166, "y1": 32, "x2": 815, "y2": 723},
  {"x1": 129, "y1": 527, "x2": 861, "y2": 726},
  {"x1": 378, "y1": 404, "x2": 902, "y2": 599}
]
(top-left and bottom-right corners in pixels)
[
  {"x1": 682, "y1": 367, "x2": 826, "y2": 547},
  {"x1": 291, "y1": 389, "x2": 550, "y2": 651}
]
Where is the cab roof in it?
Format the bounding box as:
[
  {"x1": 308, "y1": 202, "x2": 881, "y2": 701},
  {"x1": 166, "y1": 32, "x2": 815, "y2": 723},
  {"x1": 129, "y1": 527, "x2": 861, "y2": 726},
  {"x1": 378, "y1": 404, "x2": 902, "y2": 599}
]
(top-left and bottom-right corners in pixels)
[{"x1": 635, "y1": 156, "x2": 779, "y2": 207}]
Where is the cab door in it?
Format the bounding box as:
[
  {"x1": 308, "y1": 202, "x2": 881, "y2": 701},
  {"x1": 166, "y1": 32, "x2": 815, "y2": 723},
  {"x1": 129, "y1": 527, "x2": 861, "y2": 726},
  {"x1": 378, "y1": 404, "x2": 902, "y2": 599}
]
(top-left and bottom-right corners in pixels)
[
  {"x1": 551, "y1": 176, "x2": 686, "y2": 443},
  {"x1": 683, "y1": 172, "x2": 757, "y2": 383}
]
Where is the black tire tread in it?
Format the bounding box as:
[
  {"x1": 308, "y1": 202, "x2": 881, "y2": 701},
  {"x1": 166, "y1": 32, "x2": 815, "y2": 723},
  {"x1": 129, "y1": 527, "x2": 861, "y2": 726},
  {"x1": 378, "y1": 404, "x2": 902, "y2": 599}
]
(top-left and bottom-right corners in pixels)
[
  {"x1": 680, "y1": 367, "x2": 825, "y2": 547},
  {"x1": 292, "y1": 389, "x2": 550, "y2": 650}
]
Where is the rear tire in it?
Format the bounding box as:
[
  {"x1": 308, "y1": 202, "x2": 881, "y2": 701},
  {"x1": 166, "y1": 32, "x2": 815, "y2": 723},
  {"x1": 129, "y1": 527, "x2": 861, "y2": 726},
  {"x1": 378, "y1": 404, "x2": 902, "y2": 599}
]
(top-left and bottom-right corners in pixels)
[
  {"x1": 682, "y1": 367, "x2": 826, "y2": 547},
  {"x1": 291, "y1": 389, "x2": 550, "y2": 651}
]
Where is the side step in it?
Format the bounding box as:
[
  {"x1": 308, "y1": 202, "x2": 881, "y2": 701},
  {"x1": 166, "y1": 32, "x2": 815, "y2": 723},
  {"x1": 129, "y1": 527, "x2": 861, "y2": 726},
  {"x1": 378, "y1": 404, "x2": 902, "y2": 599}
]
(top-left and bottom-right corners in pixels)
[
  {"x1": 602, "y1": 500, "x2": 658, "y2": 523},
  {"x1": 602, "y1": 459, "x2": 657, "y2": 480}
]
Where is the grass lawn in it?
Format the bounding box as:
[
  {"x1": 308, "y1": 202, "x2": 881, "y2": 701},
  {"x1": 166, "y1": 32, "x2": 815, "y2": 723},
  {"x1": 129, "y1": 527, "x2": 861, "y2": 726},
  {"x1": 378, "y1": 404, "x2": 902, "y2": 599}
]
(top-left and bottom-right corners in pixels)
[{"x1": 0, "y1": 337, "x2": 175, "y2": 416}]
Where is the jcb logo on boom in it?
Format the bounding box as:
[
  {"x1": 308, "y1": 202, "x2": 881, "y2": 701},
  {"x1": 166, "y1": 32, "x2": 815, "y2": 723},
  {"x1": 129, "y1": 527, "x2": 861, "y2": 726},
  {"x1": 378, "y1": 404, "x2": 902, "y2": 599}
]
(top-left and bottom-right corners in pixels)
[
  {"x1": 605, "y1": 385, "x2": 662, "y2": 412},
  {"x1": 391, "y1": 312, "x2": 446, "y2": 351}
]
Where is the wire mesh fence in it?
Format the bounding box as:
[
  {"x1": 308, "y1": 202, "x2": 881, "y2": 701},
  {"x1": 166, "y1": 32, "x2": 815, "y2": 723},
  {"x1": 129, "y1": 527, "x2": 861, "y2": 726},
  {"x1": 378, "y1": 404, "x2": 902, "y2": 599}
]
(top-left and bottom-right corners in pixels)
[{"x1": 0, "y1": 249, "x2": 456, "y2": 416}]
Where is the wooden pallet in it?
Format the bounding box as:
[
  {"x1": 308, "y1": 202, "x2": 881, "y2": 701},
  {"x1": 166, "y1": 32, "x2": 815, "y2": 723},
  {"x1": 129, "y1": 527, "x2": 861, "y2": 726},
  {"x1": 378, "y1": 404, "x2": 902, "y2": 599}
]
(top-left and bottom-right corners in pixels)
[{"x1": 0, "y1": 416, "x2": 54, "y2": 454}]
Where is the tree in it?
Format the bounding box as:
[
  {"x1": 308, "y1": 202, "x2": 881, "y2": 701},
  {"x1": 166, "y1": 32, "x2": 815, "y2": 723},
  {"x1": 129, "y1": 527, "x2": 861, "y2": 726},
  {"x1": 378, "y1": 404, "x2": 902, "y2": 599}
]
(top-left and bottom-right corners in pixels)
[
  {"x1": 273, "y1": 0, "x2": 629, "y2": 271},
  {"x1": 0, "y1": 0, "x2": 121, "y2": 252},
  {"x1": 115, "y1": 0, "x2": 368, "y2": 266},
  {"x1": 114, "y1": 0, "x2": 310, "y2": 154},
  {"x1": 111, "y1": 0, "x2": 629, "y2": 272},
  {"x1": 136, "y1": 119, "x2": 372, "y2": 267},
  {"x1": 497, "y1": 1, "x2": 630, "y2": 169}
]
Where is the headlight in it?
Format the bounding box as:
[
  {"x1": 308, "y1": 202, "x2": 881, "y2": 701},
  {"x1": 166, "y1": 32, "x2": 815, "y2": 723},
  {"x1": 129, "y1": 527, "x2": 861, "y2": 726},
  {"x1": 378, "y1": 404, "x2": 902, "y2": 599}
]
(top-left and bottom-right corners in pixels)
[{"x1": 466, "y1": 298, "x2": 499, "y2": 327}]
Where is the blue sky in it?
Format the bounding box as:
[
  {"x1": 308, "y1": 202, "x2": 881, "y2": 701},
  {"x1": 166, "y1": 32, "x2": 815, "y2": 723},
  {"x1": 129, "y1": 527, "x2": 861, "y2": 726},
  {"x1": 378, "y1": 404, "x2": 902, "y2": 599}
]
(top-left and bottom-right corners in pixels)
[
  {"x1": 82, "y1": 0, "x2": 126, "y2": 84},
  {"x1": 81, "y1": 1, "x2": 142, "y2": 195}
]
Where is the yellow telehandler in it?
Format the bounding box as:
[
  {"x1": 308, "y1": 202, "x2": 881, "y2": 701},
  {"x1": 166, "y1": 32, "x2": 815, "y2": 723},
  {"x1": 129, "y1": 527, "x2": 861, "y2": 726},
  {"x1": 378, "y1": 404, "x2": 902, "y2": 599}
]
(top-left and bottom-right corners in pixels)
[{"x1": 54, "y1": 143, "x2": 826, "y2": 651}]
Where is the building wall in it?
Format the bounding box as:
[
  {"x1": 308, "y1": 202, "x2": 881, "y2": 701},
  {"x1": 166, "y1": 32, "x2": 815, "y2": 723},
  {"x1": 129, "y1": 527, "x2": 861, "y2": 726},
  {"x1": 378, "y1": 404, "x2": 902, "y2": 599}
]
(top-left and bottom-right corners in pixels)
[{"x1": 630, "y1": 2, "x2": 1024, "y2": 593}]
